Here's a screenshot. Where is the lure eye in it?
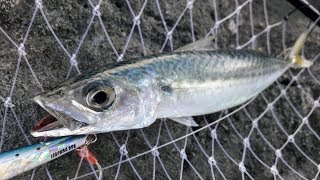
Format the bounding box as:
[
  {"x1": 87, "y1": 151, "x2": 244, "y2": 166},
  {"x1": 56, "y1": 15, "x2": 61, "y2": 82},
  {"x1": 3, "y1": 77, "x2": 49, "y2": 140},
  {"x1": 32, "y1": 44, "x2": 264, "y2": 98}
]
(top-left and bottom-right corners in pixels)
[{"x1": 85, "y1": 83, "x2": 115, "y2": 110}]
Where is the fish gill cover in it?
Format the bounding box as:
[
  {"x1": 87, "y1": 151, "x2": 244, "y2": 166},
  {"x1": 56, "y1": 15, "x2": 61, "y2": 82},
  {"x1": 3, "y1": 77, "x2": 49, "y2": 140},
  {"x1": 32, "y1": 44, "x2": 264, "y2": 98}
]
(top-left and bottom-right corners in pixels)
[{"x1": 0, "y1": 0, "x2": 319, "y2": 179}]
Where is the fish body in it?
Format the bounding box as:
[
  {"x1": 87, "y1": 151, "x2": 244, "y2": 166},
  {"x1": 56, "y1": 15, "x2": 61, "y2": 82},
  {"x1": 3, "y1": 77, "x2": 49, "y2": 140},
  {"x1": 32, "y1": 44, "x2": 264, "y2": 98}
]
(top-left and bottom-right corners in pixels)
[
  {"x1": 31, "y1": 49, "x2": 290, "y2": 137},
  {"x1": 109, "y1": 49, "x2": 290, "y2": 119},
  {"x1": 149, "y1": 49, "x2": 289, "y2": 118},
  {"x1": 0, "y1": 135, "x2": 87, "y2": 179}
]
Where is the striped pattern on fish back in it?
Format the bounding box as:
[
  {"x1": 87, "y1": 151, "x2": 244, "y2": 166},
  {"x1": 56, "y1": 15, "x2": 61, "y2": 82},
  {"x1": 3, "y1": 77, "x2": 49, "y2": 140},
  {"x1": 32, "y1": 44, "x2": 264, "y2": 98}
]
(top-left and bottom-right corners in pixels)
[{"x1": 109, "y1": 49, "x2": 290, "y2": 85}]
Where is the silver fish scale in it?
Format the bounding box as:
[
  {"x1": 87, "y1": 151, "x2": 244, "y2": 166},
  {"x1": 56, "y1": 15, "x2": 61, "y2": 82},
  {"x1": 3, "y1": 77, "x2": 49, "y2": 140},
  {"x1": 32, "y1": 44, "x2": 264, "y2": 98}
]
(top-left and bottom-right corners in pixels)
[
  {"x1": 138, "y1": 50, "x2": 289, "y2": 83},
  {"x1": 118, "y1": 49, "x2": 290, "y2": 118},
  {"x1": 105, "y1": 49, "x2": 288, "y2": 81}
]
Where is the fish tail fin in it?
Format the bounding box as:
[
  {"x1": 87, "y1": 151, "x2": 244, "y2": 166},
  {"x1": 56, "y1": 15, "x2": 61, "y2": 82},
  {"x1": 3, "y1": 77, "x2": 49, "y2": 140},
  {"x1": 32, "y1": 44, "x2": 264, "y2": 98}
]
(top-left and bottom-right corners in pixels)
[{"x1": 288, "y1": 31, "x2": 313, "y2": 68}]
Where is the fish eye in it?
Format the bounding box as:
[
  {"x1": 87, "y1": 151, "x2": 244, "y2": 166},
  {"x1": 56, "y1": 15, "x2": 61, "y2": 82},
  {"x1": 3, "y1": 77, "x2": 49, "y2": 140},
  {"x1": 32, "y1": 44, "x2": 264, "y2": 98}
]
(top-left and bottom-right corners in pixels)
[
  {"x1": 92, "y1": 91, "x2": 108, "y2": 104},
  {"x1": 85, "y1": 82, "x2": 115, "y2": 110}
]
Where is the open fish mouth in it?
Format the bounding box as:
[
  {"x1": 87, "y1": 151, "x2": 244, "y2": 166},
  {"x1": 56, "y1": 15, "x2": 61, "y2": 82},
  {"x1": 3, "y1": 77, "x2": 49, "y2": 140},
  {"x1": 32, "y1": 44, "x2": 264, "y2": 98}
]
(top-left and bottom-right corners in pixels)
[
  {"x1": 32, "y1": 96, "x2": 87, "y2": 133},
  {"x1": 31, "y1": 114, "x2": 64, "y2": 132}
]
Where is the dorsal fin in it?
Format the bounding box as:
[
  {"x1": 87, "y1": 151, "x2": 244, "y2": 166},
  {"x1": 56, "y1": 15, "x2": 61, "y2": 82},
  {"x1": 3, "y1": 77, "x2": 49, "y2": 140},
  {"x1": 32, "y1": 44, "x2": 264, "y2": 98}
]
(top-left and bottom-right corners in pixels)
[{"x1": 175, "y1": 36, "x2": 215, "y2": 52}]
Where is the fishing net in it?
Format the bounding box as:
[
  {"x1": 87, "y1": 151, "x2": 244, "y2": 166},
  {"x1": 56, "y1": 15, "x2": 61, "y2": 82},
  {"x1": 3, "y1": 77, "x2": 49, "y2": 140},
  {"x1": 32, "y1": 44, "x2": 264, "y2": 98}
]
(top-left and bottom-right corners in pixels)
[{"x1": 0, "y1": 0, "x2": 319, "y2": 179}]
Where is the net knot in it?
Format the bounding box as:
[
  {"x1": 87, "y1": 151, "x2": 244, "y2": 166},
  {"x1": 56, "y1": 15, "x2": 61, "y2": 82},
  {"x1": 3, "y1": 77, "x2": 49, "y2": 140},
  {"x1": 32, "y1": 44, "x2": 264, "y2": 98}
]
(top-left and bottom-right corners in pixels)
[
  {"x1": 70, "y1": 54, "x2": 78, "y2": 66},
  {"x1": 151, "y1": 146, "x2": 159, "y2": 156},
  {"x1": 3, "y1": 97, "x2": 14, "y2": 108},
  {"x1": 267, "y1": 103, "x2": 274, "y2": 111},
  {"x1": 251, "y1": 35, "x2": 257, "y2": 41},
  {"x1": 210, "y1": 24, "x2": 219, "y2": 34},
  {"x1": 270, "y1": 165, "x2": 279, "y2": 175},
  {"x1": 210, "y1": 27, "x2": 215, "y2": 34},
  {"x1": 266, "y1": 25, "x2": 271, "y2": 31},
  {"x1": 252, "y1": 119, "x2": 258, "y2": 128},
  {"x1": 314, "y1": 100, "x2": 319, "y2": 108},
  {"x1": 238, "y1": 162, "x2": 246, "y2": 172},
  {"x1": 119, "y1": 144, "x2": 128, "y2": 155},
  {"x1": 166, "y1": 30, "x2": 173, "y2": 40},
  {"x1": 35, "y1": 0, "x2": 43, "y2": 9},
  {"x1": 281, "y1": 89, "x2": 287, "y2": 96},
  {"x1": 292, "y1": 75, "x2": 298, "y2": 81},
  {"x1": 18, "y1": 43, "x2": 26, "y2": 56},
  {"x1": 186, "y1": 0, "x2": 194, "y2": 9},
  {"x1": 275, "y1": 149, "x2": 282, "y2": 158},
  {"x1": 243, "y1": 137, "x2": 250, "y2": 147},
  {"x1": 208, "y1": 156, "x2": 216, "y2": 166},
  {"x1": 287, "y1": 134, "x2": 295, "y2": 143},
  {"x1": 317, "y1": 164, "x2": 320, "y2": 171},
  {"x1": 117, "y1": 54, "x2": 124, "y2": 61},
  {"x1": 211, "y1": 129, "x2": 217, "y2": 139},
  {"x1": 215, "y1": 21, "x2": 221, "y2": 27},
  {"x1": 180, "y1": 149, "x2": 187, "y2": 159},
  {"x1": 93, "y1": 5, "x2": 101, "y2": 16},
  {"x1": 133, "y1": 16, "x2": 140, "y2": 25},
  {"x1": 302, "y1": 117, "x2": 309, "y2": 125}
]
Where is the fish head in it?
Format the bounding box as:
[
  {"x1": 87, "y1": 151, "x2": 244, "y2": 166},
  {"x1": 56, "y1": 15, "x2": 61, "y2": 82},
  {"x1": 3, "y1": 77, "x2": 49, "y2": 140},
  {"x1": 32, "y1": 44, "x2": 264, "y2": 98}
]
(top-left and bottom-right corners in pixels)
[{"x1": 31, "y1": 71, "x2": 160, "y2": 137}]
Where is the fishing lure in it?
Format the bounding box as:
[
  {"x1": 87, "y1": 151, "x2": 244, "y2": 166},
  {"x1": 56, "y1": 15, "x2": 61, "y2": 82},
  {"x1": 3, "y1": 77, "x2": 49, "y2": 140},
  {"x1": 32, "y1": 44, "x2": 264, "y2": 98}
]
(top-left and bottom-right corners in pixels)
[
  {"x1": 0, "y1": 134, "x2": 99, "y2": 179},
  {"x1": 30, "y1": 32, "x2": 312, "y2": 137}
]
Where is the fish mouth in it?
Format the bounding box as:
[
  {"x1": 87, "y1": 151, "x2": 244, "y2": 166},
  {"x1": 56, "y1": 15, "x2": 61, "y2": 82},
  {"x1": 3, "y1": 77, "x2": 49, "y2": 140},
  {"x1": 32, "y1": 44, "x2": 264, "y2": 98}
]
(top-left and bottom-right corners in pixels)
[
  {"x1": 31, "y1": 114, "x2": 64, "y2": 132},
  {"x1": 30, "y1": 114, "x2": 89, "y2": 137},
  {"x1": 32, "y1": 95, "x2": 87, "y2": 133}
]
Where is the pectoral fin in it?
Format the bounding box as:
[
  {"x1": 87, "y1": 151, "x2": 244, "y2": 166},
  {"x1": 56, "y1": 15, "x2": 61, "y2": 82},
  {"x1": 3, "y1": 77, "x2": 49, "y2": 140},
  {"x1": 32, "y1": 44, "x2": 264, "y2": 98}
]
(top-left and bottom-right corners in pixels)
[
  {"x1": 168, "y1": 116, "x2": 199, "y2": 127},
  {"x1": 175, "y1": 36, "x2": 215, "y2": 52}
]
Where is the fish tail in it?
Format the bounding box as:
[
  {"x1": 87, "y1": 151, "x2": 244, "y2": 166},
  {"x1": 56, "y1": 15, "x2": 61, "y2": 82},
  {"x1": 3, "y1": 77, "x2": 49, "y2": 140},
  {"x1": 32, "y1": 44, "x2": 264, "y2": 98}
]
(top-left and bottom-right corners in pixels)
[{"x1": 289, "y1": 31, "x2": 313, "y2": 68}]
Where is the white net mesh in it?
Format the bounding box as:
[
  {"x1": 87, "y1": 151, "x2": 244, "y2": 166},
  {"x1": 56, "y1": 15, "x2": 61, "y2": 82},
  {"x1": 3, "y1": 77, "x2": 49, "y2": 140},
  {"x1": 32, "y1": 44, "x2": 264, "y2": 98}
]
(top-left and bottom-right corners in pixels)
[{"x1": 0, "y1": 0, "x2": 319, "y2": 179}]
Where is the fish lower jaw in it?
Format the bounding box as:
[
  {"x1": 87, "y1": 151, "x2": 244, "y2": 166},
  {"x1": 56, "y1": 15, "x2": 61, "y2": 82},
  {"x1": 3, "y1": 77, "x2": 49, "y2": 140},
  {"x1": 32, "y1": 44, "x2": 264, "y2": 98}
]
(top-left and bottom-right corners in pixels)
[{"x1": 30, "y1": 127, "x2": 85, "y2": 137}]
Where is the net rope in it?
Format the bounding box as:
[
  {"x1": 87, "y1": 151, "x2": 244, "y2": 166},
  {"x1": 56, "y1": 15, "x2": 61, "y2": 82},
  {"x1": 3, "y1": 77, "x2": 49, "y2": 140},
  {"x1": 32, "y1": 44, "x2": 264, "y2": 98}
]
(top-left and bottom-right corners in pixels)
[{"x1": 0, "y1": 0, "x2": 319, "y2": 179}]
